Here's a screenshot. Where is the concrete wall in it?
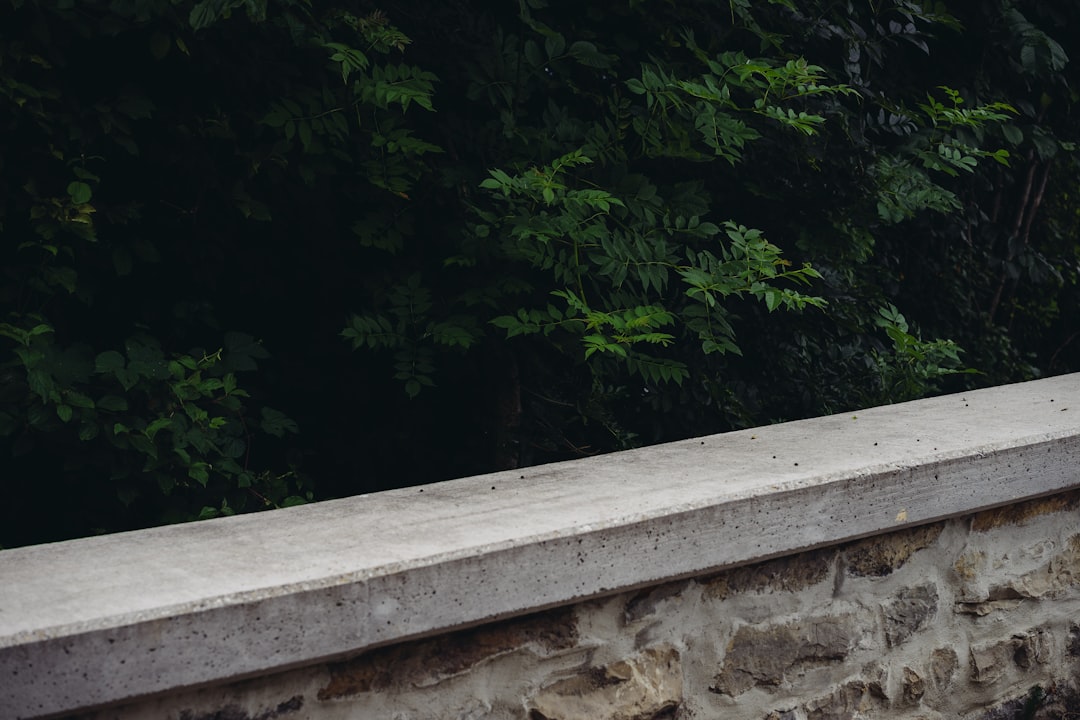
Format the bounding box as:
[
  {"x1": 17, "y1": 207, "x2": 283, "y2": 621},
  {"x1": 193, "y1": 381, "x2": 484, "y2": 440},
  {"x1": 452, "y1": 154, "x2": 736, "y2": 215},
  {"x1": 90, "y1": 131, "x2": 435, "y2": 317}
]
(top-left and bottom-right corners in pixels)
[
  {"x1": 2, "y1": 375, "x2": 1079, "y2": 719},
  {"x1": 79, "y1": 493, "x2": 1080, "y2": 720}
]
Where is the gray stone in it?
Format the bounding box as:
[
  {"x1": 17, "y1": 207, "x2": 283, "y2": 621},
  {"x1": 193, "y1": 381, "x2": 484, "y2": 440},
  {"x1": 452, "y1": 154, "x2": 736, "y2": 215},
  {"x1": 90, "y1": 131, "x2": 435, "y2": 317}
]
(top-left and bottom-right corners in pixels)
[
  {"x1": 969, "y1": 631, "x2": 1046, "y2": 685},
  {"x1": 862, "y1": 662, "x2": 889, "y2": 702},
  {"x1": 929, "y1": 647, "x2": 958, "y2": 690},
  {"x1": 882, "y1": 584, "x2": 938, "y2": 647},
  {"x1": 712, "y1": 617, "x2": 854, "y2": 696},
  {"x1": 804, "y1": 681, "x2": 876, "y2": 720}
]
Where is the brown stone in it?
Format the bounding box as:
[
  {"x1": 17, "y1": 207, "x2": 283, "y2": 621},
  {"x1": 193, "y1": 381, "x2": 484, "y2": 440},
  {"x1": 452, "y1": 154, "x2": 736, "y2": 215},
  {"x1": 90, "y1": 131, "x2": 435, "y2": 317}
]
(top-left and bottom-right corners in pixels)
[
  {"x1": 526, "y1": 645, "x2": 682, "y2": 720},
  {"x1": 703, "y1": 547, "x2": 834, "y2": 601},
  {"x1": 953, "y1": 551, "x2": 984, "y2": 582},
  {"x1": 902, "y1": 666, "x2": 925, "y2": 705},
  {"x1": 318, "y1": 606, "x2": 578, "y2": 699},
  {"x1": 844, "y1": 523, "x2": 944, "y2": 577},
  {"x1": 764, "y1": 711, "x2": 798, "y2": 720},
  {"x1": 955, "y1": 599, "x2": 1024, "y2": 616},
  {"x1": 929, "y1": 647, "x2": 958, "y2": 690},
  {"x1": 956, "y1": 534, "x2": 1080, "y2": 614},
  {"x1": 970, "y1": 490, "x2": 1080, "y2": 531},
  {"x1": 862, "y1": 662, "x2": 888, "y2": 701},
  {"x1": 881, "y1": 584, "x2": 938, "y2": 647},
  {"x1": 712, "y1": 616, "x2": 854, "y2": 696},
  {"x1": 804, "y1": 681, "x2": 875, "y2": 720},
  {"x1": 970, "y1": 639, "x2": 1009, "y2": 685},
  {"x1": 969, "y1": 631, "x2": 1046, "y2": 685}
]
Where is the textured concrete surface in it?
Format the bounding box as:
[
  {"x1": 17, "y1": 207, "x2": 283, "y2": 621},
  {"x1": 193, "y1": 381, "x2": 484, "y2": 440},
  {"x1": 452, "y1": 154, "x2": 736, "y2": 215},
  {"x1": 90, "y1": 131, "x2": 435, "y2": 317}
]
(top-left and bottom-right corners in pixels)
[{"x1": 1, "y1": 374, "x2": 1078, "y2": 718}]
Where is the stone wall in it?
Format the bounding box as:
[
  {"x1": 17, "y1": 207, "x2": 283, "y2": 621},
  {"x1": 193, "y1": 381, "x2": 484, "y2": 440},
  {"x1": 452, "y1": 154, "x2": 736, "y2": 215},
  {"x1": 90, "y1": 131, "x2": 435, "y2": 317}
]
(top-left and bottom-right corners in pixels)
[{"x1": 85, "y1": 490, "x2": 1080, "y2": 720}]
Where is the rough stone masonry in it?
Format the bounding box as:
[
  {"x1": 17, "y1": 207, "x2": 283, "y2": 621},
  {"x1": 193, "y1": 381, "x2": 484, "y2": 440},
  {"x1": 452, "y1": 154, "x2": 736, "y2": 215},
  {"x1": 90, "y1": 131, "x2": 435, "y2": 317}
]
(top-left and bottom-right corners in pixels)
[{"x1": 80, "y1": 490, "x2": 1080, "y2": 720}]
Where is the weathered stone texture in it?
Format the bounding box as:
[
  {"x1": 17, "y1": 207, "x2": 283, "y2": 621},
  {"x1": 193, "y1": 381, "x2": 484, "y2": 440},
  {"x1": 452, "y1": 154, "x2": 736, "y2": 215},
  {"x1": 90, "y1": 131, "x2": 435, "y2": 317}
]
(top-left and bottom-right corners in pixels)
[
  {"x1": 804, "y1": 680, "x2": 878, "y2": 720},
  {"x1": 970, "y1": 490, "x2": 1080, "y2": 531},
  {"x1": 703, "y1": 546, "x2": 835, "y2": 600},
  {"x1": 844, "y1": 523, "x2": 943, "y2": 577},
  {"x1": 928, "y1": 647, "x2": 958, "y2": 691},
  {"x1": 882, "y1": 584, "x2": 938, "y2": 647},
  {"x1": 525, "y1": 645, "x2": 681, "y2": 720},
  {"x1": 969, "y1": 630, "x2": 1048, "y2": 684},
  {"x1": 956, "y1": 534, "x2": 1080, "y2": 614},
  {"x1": 712, "y1": 616, "x2": 854, "y2": 696},
  {"x1": 901, "y1": 666, "x2": 925, "y2": 705}
]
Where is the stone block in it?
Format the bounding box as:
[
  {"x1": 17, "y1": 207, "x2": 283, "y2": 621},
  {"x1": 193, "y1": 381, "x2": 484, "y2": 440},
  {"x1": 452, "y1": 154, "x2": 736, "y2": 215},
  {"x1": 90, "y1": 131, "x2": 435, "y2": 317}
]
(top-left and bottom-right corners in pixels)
[
  {"x1": 526, "y1": 645, "x2": 681, "y2": 720},
  {"x1": 902, "y1": 666, "x2": 926, "y2": 705},
  {"x1": 703, "y1": 547, "x2": 834, "y2": 601},
  {"x1": 862, "y1": 662, "x2": 888, "y2": 702},
  {"x1": 764, "y1": 710, "x2": 799, "y2": 720},
  {"x1": 928, "y1": 647, "x2": 958, "y2": 691},
  {"x1": 970, "y1": 490, "x2": 1080, "y2": 531},
  {"x1": 712, "y1": 616, "x2": 854, "y2": 696},
  {"x1": 969, "y1": 631, "x2": 1047, "y2": 685},
  {"x1": 958, "y1": 535, "x2": 1080, "y2": 614},
  {"x1": 881, "y1": 584, "x2": 938, "y2": 647},
  {"x1": 844, "y1": 524, "x2": 943, "y2": 577},
  {"x1": 804, "y1": 680, "x2": 877, "y2": 720}
]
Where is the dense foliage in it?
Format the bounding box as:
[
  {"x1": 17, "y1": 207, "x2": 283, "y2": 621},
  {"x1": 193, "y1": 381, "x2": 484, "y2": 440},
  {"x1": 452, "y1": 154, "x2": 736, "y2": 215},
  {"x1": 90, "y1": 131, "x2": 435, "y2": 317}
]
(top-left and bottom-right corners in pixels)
[{"x1": 2, "y1": 0, "x2": 1078, "y2": 547}]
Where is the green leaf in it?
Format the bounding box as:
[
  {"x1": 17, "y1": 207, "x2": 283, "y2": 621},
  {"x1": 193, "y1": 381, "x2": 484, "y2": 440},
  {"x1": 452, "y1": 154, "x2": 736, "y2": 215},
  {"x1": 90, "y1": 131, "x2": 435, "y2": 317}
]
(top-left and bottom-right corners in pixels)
[
  {"x1": 524, "y1": 39, "x2": 543, "y2": 67},
  {"x1": 67, "y1": 182, "x2": 92, "y2": 205},
  {"x1": 56, "y1": 404, "x2": 73, "y2": 422},
  {"x1": 95, "y1": 351, "x2": 126, "y2": 373},
  {"x1": 129, "y1": 434, "x2": 157, "y2": 458},
  {"x1": 144, "y1": 417, "x2": 172, "y2": 440},
  {"x1": 222, "y1": 437, "x2": 246, "y2": 458},
  {"x1": 65, "y1": 391, "x2": 95, "y2": 409},
  {"x1": 567, "y1": 40, "x2": 609, "y2": 68},
  {"x1": 188, "y1": 462, "x2": 210, "y2": 487},
  {"x1": 1001, "y1": 124, "x2": 1023, "y2": 144},
  {"x1": 260, "y1": 407, "x2": 299, "y2": 437},
  {"x1": 544, "y1": 33, "x2": 566, "y2": 59}
]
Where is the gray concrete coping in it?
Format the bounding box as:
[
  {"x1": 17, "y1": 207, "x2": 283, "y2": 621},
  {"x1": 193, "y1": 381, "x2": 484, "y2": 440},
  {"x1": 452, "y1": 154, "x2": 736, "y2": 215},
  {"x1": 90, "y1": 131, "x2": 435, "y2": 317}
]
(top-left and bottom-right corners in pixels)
[{"x1": 2, "y1": 374, "x2": 1079, "y2": 718}]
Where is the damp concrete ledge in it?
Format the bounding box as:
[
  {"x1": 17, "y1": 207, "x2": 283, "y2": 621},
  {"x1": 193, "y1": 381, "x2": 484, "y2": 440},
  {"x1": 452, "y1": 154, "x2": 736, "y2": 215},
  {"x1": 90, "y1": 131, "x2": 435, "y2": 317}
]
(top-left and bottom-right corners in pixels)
[{"x1": 2, "y1": 374, "x2": 1079, "y2": 718}]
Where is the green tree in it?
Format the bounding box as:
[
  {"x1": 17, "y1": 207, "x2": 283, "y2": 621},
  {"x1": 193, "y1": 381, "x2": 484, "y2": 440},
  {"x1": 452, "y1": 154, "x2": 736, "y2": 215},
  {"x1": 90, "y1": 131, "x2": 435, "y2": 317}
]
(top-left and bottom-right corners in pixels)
[{"x1": 1, "y1": 0, "x2": 1078, "y2": 548}]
